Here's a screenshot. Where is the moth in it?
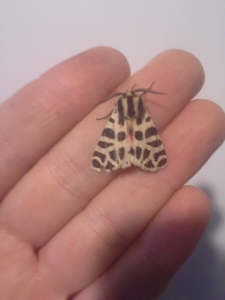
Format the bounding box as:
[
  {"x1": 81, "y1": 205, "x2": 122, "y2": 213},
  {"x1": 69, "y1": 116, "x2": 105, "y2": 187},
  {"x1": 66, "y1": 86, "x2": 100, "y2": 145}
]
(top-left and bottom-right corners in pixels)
[{"x1": 92, "y1": 82, "x2": 167, "y2": 172}]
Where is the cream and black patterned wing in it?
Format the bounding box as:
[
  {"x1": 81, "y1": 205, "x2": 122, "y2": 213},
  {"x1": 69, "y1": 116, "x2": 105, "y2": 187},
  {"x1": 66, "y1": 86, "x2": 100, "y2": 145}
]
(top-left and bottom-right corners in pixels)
[
  {"x1": 130, "y1": 109, "x2": 167, "y2": 171},
  {"x1": 92, "y1": 106, "x2": 131, "y2": 172}
]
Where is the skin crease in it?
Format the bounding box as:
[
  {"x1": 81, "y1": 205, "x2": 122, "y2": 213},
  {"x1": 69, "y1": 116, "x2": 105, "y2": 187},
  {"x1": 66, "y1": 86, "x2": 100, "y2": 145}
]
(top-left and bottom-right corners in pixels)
[{"x1": 0, "y1": 47, "x2": 224, "y2": 300}]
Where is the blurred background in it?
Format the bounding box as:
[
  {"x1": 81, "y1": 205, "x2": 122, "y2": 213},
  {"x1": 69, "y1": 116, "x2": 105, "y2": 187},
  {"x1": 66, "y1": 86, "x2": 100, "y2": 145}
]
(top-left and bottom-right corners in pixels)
[{"x1": 1, "y1": 1, "x2": 225, "y2": 299}]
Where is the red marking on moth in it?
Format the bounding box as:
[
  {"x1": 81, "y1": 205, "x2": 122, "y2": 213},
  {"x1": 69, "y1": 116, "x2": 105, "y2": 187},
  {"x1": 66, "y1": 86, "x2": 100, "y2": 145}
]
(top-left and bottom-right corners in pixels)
[{"x1": 126, "y1": 120, "x2": 134, "y2": 145}]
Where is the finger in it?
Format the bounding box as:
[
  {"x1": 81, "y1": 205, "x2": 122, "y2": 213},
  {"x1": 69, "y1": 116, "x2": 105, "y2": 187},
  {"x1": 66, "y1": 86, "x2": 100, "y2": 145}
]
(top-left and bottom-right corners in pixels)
[
  {"x1": 91, "y1": 49, "x2": 205, "y2": 140},
  {"x1": 0, "y1": 46, "x2": 129, "y2": 198},
  {"x1": 105, "y1": 49, "x2": 205, "y2": 131},
  {"x1": 75, "y1": 186, "x2": 211, "y2": 300},
  {"x1": 0, "y1": 50, "x2": 205, "y2": 246},
  {"x1": 37, "y1": 100, "x2": 225, "y2": 294}
]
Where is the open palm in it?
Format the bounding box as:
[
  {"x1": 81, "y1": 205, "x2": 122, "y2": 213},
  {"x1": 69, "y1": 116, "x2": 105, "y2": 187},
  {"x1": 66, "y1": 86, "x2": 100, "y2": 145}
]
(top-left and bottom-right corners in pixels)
[{"x1": 0, "y1": 47, "x2": 224, "y2": 300}]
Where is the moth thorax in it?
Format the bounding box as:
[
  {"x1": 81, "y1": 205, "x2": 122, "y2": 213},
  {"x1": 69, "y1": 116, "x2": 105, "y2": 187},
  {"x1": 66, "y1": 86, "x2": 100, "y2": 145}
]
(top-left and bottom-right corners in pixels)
[{"x1": 120, "y1": 94, "x2": 141, "y2": 120}]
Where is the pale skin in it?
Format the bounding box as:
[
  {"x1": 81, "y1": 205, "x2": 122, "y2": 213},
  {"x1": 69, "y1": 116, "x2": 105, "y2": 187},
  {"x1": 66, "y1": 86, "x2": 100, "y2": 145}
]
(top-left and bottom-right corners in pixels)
[{"x1": 0, "y1": 47, "x2": 225, "y2": 300}]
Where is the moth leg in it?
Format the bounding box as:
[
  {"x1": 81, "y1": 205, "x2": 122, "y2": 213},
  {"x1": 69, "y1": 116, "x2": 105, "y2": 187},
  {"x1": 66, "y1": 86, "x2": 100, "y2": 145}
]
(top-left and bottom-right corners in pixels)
[{"x1": 96, "y1": 110, "x2": 113, "y2": 120}]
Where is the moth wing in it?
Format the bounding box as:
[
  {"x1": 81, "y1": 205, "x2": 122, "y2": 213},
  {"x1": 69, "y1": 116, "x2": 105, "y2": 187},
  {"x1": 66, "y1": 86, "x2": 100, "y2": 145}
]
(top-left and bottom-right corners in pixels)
[
  {"x1": 92, "y1": 107, "x2": 131, "y2": 172},
  {"x1": 130, "y1": 110, "x2": 167, "y2": 171}
]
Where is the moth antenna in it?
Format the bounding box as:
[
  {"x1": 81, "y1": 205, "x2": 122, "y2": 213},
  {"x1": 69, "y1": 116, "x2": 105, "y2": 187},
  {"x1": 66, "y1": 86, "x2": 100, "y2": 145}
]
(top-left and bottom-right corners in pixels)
[
  {"x1": 134, "y1": 82, "x2": 167, "y2": 96},
  {"x1": 131, "y1": 84, "x2": 136, "y2": 91}
]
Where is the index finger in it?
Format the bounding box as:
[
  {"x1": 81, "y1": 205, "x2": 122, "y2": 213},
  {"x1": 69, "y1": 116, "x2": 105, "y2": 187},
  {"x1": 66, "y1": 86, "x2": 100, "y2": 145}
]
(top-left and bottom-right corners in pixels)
[{"x1": 0, "y1": 47, "x2": 130, "y2": 198}]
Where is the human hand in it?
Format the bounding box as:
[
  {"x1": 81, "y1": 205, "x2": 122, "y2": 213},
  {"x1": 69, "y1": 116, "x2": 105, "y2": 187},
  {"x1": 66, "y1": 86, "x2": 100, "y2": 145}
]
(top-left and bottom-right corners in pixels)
[{"x1": 0, "y1": 47, "x2": 224, "y2": 299}]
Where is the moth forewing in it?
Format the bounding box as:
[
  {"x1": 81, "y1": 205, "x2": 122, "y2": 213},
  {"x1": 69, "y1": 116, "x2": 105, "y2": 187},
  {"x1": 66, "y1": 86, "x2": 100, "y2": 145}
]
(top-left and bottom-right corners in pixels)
[
  {"x1": 92, "y1": 85, "x2": 167, "y2": 172},
  {"x1": 130, "y1": 112, "x2": 167, "y2": 171}
]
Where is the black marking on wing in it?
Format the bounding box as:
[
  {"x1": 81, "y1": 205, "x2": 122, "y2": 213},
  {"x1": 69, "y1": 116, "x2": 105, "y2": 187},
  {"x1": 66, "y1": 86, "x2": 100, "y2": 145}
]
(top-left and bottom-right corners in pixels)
[
  {"x1": 102, "y1": 128, "x2": 115, "y2": 139},
  {"x1": 154, "y1": 150, "x2": 166, "y2": 161},
  {"x1": 127, "y1": 96, "x2": 135, "y2": 118},
  {"x1": 135, "y1": 131, "x2": 143, "y2": 141},
  {"x1": 109, "y1": 150, "x2": 116, "y2": 162},
  {"x1": 136, "y1": 98, "x2": 145, "y2": 125},
  {"x1": 119, "y1": 147, "x2": 125, "y2": 160},
  {"x1": 147, "y1": 140, "x2": 162, "y2": 147},
  {"x1": 117, "y1": 99, "x2": 125, "y2": 126},
  {"x1": 136, "y1": 146, "x2": 142, "y2": 159},
  {"x1": 143, "y1": 149, "x2": 150, "y2": 160},
  {"x1": 93, "y1": 151, "x2": 106, "y2": 163},
  {"x1": 98, "y1": 141, "x2": 114, "y2": 148},
  {"x1": 144, "y1": 159, "x2": 154, "y2": 169},
  {"x1": 118, "y1": 131, "x2": 126, "y2": 141},
  {"x1": 145, "y1": 127, "x2": 158, "y2": 138}
]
